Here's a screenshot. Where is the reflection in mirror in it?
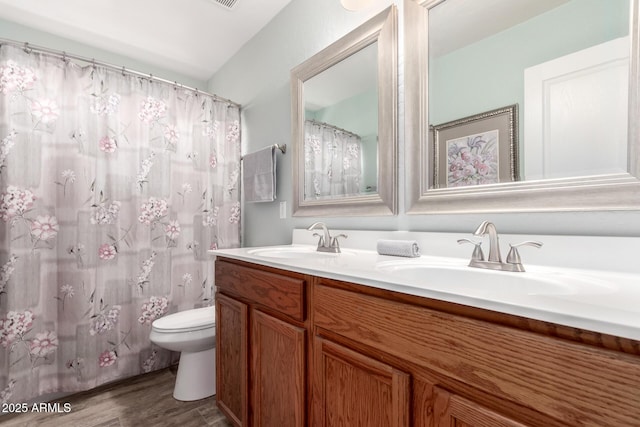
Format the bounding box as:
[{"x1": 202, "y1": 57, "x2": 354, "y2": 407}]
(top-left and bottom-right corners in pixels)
[
  {"x1": 292, "y1": 6, "x2": 397, "y2": 216},
  {"x1": 304, "y1": 42, "x2": 378, "y2": 199},
  {"x1": 405, "y1": 0, "x2": 640, "y2": 213},
  {"x1": 429, "y1": 0, "x2": 629, "y2": 186}
]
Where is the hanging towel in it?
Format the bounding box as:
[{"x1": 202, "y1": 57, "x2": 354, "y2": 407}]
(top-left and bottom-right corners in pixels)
[
  {"x1": 243, "y1": 146, "x2": 277, "y2": 202},
  {"x1": 377, "y1": 239, "x2": 421, "y2": 258}
]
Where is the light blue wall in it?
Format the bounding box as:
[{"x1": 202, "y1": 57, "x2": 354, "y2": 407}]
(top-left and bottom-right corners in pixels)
[
  {"x1": 209, "y1": 0, "x2": 640, "y2": 247},
  {"x1": 208, "y1": 0, "x2": 405, "y2": 246},
  {"x1": 430, "y1": 0, "x2": 629, "y2": 125},
  {"x1": 0, "y1": 18, "x2": 207, "y2": 89}
]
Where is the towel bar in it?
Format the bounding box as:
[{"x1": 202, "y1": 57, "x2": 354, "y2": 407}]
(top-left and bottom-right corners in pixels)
[{"x1": 241, "y1": 144, "x2": 286, "y2": 159}]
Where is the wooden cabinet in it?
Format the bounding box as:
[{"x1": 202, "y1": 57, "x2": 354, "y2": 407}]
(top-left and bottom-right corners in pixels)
[
  {"x1": 251, "y1": 310, "x2": 305, "y2": 427},
  {"x1": 313, "y1": 336, "x2": 409, "y2": 427},
  {"x1": 433, "y1": 387, "x2": 529, "y2": 427},
  {"x1": 215, "y1": 258, "x2": 308, "y2": 427},
  {"x1": 312, "y1": 278, "x2": 640, "y2": 427},
  {"x1": 216, "y1": 293, "x2": 248, "y2": 426},
  {"x1": 215, "y1": 257, "x2": 640, "y2": 427}
]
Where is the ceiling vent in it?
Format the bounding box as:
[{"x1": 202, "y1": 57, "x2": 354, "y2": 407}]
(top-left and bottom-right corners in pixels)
[{"x1": 210, "y1": 0, "x2": 239, "y2": 9}]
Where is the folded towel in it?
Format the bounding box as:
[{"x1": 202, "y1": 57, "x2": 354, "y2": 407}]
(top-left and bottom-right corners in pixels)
[
  {"x1": 243, "y1": 146, "x2": 276, "y2": 202},
  {"x1": 377, "y1": 239, "x2": 421, "y2": 258}
]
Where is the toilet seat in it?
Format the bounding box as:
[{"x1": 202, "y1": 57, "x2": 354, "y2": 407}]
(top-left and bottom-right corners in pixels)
[{"x1": 152, "y1": 306, "x2": 215, "y2": 333}]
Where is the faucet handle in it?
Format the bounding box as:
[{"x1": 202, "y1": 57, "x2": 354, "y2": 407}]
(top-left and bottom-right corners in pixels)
[
  {"x1": 330, "y1": 234, "x2": 348, "y2": 251},
  {"x1": 457, "y1": 238, "x2": 484, "y2": 261},
  {"x1": 506, "y1": 241, "x2": 543, "y2": 265},
  {"x1": 312, "y1": 232, "x2": 325, "y2": 247}
]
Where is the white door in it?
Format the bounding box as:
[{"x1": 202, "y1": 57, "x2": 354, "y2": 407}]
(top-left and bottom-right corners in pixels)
[{"x1": 524, "y1": 37, "x2": 629, "y2": 180}]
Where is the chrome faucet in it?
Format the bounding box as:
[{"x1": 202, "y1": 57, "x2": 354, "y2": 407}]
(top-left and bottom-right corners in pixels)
[
  {"x1": 473, "y1": 220, "x2": 502, "y2": 263},
  {"x1": 307, "y1": 222, "x2": 347, "y2": 253},
  {"x1": 458, "y1": 221, "x2": 542, "y2": 272}
]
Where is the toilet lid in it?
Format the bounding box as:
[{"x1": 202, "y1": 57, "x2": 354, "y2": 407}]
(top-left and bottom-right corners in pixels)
[{"x1": 152, "y1": 306, "x2": 215, "y2": 332}]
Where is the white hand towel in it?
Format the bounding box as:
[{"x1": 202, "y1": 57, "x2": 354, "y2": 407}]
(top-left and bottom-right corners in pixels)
[
  {"x1": 377, "y1": 239, "x2": 421, "y2": 258},
  {"x1": 243, "y1": 146, "x2": 276, "y2": 202}
]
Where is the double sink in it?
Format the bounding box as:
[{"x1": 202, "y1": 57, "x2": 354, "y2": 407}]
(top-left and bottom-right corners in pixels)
[
  {"x1": 213, "y1": 228, "x2": 640, "y2": 340},
  {"x1": 245, "y1": 245, "x2": 615, "y2": 298}
]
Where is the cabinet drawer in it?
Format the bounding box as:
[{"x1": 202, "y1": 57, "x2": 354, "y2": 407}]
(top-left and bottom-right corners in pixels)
[{"x1": 215, "y1": 258, "x2": 306, "y2": 322}]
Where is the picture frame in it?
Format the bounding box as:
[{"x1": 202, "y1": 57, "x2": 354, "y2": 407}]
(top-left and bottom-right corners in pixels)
[{"x1": 431, "y1": 104, "x2": 519, "y2": 189}]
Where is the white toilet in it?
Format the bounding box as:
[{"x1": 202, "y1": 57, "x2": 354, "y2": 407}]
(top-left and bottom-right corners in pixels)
[{"x1": 149, "y1": 305, "x2": 216, "y2": 401}]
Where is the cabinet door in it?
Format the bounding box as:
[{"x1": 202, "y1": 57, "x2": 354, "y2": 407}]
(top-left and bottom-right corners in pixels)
[
  {"x1": 313, "y1": 337, "x2": 409, "y2": 427},
  {"x1": 251, "y1": 309, "x2": 306, "y2": 427},
  {"x1": 433, "y1": 387, "x2": 529, "y2": 427},
  {"x1": 216, "y1": 293, "x2": 249, "y2": 427}
]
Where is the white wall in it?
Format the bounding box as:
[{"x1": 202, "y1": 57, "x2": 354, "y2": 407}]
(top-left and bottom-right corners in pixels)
[{"x1": 208, "y1": 0, "x2": 640, "y2": 247}]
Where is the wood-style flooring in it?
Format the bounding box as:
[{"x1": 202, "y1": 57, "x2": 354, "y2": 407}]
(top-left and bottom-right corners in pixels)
[{"x1": 0, "y1": 367, "x2": 232, "y2": 427}]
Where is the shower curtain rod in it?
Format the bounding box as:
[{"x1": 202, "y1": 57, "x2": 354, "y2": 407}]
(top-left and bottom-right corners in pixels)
[
  {"x1": 305, "y1": 119, "x2": 360, "y2": 139},
  {"x1": 0, "y1": 37, "x2": 241, "y2": 108}
]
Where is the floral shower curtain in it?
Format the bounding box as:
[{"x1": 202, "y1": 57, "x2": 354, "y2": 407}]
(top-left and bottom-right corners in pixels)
[
  {"x1": 303, "y1": 120, "x2": 363, "y2": 199},
  {"x1": 0, "y1": 44, "x2": 241, "y2": 404}
]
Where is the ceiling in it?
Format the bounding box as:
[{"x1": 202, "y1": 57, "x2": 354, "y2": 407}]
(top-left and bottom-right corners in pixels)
[{"x1": 0, "y1": 0, "x2": 293, "y2": 82}]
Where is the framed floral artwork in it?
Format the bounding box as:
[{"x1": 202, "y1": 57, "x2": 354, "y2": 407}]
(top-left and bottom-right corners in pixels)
[{"x1": 431, "y1": 104, "x2": 519, "y2": 188}]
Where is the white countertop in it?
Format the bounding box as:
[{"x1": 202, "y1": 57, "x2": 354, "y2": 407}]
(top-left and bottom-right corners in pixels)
[{"x1": 210, "y1": 229, "x2": 640, "y2": 341}]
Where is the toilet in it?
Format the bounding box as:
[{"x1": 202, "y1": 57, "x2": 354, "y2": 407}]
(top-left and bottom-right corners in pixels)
[{"x1": 149, "y1": 305, "x2": 216, "y2": 401}]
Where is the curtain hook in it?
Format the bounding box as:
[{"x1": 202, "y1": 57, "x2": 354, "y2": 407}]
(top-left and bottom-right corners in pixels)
[
  {"x1": 23, "y1": 42, "x2": 32, "y2": 54},
  {"x1": 62, "y1": 51, "x2": 67, "y2": 63},
  {"x1": 173, "y1": 81, "x2": 178, "y2": 91},
  {"x1": 91, "y1": 58, "x2": 96, "y2": 70},
  {"x1": 195, "y1": 88, "x2": 199, "y2": 97},
  {"x1": 121, "y1": 66, "x2": 126, "y2": 76}
]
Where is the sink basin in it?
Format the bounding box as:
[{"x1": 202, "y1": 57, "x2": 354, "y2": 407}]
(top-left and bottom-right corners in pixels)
[
  {"x1": 375, "y1": 260, "x2": 614, "y2": 298},
  {"x1": 247, "y1": 246, "x2": 355, "y2": 259}
]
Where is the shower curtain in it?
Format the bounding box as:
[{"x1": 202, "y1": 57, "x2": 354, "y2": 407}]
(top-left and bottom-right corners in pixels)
[
  {"x1": 0, "y1": 44, "x2": 241, "y2": 404},
  {"x1": 304, "y1": 120, "x2": 363, "y2": 199}
]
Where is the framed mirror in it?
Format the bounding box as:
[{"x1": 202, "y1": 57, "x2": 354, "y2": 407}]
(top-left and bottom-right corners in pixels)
[
  {"x1": 406, "y1": 0, "x2": 640, "y2": 214},
  {"x1": 291, "y1": 5, "x2": 397, "y2": 216}
]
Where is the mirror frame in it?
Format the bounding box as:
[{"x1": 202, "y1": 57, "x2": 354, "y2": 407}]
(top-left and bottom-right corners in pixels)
[
  {"x1": 405, "y1": 0, "x2": 640, "y2": 214},
  {"x1": 291, "y1": 5, "x2": 398, "y2": 217}
]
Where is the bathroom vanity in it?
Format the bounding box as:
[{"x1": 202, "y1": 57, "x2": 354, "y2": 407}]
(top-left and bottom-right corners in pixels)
[
  {"x1": 215, "y1": 257, "x2": 308, "y2": 426},
  {"x1": 211, "y1": 230, "x2": 640, "y2": 427}
]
